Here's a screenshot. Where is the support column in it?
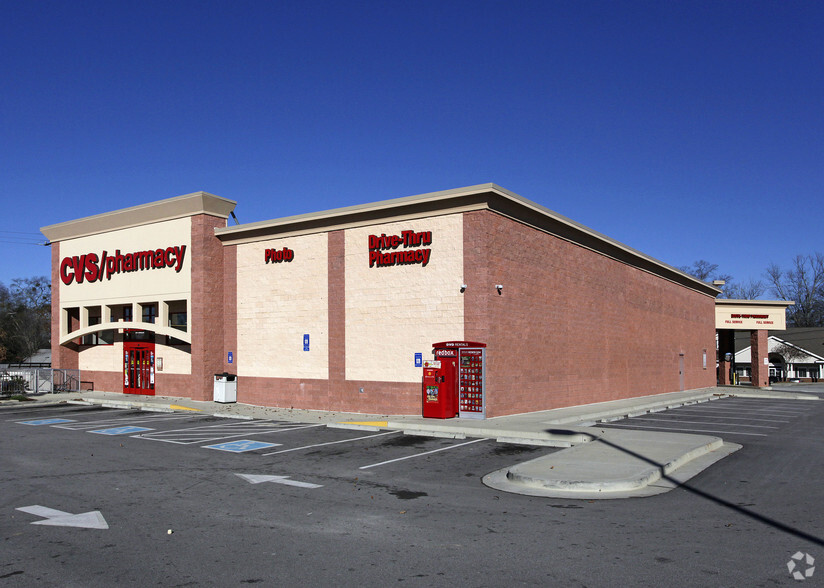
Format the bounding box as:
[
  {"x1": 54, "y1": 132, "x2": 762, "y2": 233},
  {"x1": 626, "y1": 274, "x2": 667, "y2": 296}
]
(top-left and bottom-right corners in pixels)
[
  {"x1": 190, "y1": 214, "x2": 227, "y2": 401},
  {"x1": 717, "y1": 330, "x2": 735, "y2": 386},
  {"x1": 327, "y1": 230, "x2": 346, "y2": 409},
  {"x1": 750, "y1": 329, "x2": 769, "y2": 388}
]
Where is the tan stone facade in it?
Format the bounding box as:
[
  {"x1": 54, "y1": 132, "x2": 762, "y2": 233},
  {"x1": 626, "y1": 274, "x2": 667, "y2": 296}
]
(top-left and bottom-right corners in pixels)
[{"x1": 43, "y1": 184, "x2": 725, "y2": 417}]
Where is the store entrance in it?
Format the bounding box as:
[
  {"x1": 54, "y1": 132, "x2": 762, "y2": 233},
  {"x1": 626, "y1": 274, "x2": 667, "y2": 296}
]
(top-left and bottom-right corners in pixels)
[{"x1": 123, "y1": 340, "x2": 155, "y2": 395}]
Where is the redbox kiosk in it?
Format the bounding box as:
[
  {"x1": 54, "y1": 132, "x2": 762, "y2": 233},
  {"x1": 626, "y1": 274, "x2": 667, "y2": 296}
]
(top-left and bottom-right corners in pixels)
[
  {"x1": 422, "y1": 359, "x2": 453, "y2": 418},
  {"x1": 422, "y1": 341, "x2": 487, "y2": 419}
]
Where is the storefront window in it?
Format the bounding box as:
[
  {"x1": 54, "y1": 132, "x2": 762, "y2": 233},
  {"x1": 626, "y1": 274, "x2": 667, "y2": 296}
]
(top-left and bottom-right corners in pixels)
[
  {"x1": 142, "y1": 303, "x2": 157, "y2": 324},
  {"x1": 169, "y1": 311, "x2": 187, "y2": 331},
  {"x1": 81, "y1": 314, "x2": 114, "y2": 346}
]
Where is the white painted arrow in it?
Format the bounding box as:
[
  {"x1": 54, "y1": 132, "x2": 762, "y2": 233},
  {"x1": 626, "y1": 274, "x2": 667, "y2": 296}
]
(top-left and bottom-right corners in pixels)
[
  {"x1": 16, "y1": 505, "x2": 109, "y2": 529},
  {"x1": 235, "y1": 473, "x2": 323, "y2": 489}
]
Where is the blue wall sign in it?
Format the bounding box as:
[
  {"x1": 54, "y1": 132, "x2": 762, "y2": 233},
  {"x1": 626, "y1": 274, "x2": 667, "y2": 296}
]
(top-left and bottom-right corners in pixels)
[
  {"x1": 228, "y1": 351, "x2": 233, "y2": 364},
  {"x1": 303, "y1": 334, "x2": 310, "y2": 351},
  {"x1": 414, "y1": 353, "x2": 423, "y2": 367}
]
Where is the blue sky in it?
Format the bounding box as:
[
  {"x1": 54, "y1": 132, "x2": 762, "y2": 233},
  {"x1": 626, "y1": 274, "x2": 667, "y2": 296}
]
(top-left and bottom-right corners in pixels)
[{"x1": 2, "y1": 1, "x2": 821, "y2": 294}]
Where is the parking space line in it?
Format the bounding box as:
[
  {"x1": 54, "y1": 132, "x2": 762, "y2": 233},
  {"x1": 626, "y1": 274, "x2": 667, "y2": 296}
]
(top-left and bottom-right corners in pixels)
[
  {"x1": 628, "y1": 417, "x2": 778, "y2": 429},
  {"x1": 602, "y1": 422, "x2": 768, "y2": 436},
  {"x1": 358, "y1": 437, "x2": 491, "y2": 470},
  {"x1": 667, "y1": 406, "x2": 805, "y2": 417},
  {"x1": 52, "y1": 413, "x2": 208, "y2": 430},
  {"x1": 656, "y1": 410, "x2": 790, "y2": 423},
  {"x1": 707, "y1": 403, "x2": 809, "y2": 411},
  {"x1": 262, "y1": 430, "x2": 401, "y2": 455},
  {"x1": 139, "y1": 422, "x2": 324, "y2": 444},
  {"x1": 4, "y1": 405, "x2": 97, "y2": 418}
]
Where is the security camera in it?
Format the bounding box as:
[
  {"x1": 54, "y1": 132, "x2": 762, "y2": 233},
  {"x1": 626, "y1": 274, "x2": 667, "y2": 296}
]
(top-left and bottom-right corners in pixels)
[
  {"x1": 495, "y1": 284, "x2": 503, "y2": 294},
  {"x1": 460, "y1": 284, "x2": 467, "y2": 293}
]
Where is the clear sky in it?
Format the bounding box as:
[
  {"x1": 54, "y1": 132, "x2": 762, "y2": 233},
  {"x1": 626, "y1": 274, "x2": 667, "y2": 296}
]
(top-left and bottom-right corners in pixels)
[{"x1": 2, "y1": 1, "x2": 821, "y2": 294}]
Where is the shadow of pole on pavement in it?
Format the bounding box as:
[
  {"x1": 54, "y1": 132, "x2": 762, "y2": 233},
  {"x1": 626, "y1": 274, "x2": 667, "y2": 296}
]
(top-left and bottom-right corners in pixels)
[{"x1": 545, "y1": 428, "x2": 824, "y2": 549}]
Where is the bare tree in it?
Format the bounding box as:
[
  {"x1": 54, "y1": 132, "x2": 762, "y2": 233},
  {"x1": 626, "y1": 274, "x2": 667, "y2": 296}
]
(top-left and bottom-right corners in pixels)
[
  {"x1": 773, "y1": 342, "x2": 808, "y2": 362},
  {"x1": 766, "y1": 253, "x2": 824, "y2": 327},
  {"x1": 724, "y1": 278, "x2": 767, "y2": 300},
  {"x1": 0, "y1": 277, "x2": 51, "y2": 362},
  {"x1": 679, "y1": 259, "x2": 761, "y2": 299},
  {"x1": 679, "y1": 260, "x2": 732, "y2": 284}
]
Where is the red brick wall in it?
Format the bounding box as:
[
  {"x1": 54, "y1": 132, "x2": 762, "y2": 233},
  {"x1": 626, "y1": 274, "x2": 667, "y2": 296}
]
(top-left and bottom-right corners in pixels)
[
  {"x1": 327, "y1": 230, "x2": 345, "y2": 407},
  {"x1": 79, "y1": 369, "x2": 121, "y2": 393},
  {"x1": 155, "y1": 372, "x2": 193, "y2": 396},
  {"x1": 222, "y1": 244, "x2": 237, "y2": 374},
  {"x1": 463, "y1": 210, "x2": 716, "y2": 417},
  {"x1": 50, "y1": 242, "x2": 79, "y2": 370},
  {"x1": 750, "y1": 329, "x2": 769, "y2": 387},
  {"x1": 238, "y1": 376, "x2": 418, "y2": 415},
  {"x1": 77, "y1": 369, "x2": 194, "y2": 397},
  {"x1": 190, "y1": 214, "x2": 228, "y2": 400}
]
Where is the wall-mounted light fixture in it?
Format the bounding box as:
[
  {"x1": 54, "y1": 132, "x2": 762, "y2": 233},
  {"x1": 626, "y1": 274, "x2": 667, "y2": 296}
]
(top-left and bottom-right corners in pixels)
[
  {"x1": 495, "y1": 284, "x2": 503, "y2": 295},
  {"x1": 460, "y1": 284, "x2": 467, "y2": 293}
]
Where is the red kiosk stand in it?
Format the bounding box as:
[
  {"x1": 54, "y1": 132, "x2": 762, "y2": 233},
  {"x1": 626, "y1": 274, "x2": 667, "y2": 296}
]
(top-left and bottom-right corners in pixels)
[{"x1": 422, "y1": 341, "x2": 487, "y2": 419}]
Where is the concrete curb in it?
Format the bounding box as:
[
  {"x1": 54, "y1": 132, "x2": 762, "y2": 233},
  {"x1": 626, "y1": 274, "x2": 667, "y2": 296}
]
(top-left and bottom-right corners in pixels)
[
  {"x1": 483, "y1": 441, "x2": 742, "y2": 499},
  {"x1": 497, "y1": 433, "x2": 723, "y2": 493},
  {"x1": 386, "y1": 421, "x2": 592, "y2": 447},
  {"x1": 544, "y1": 391, "x2": 730, "y2": 426}
]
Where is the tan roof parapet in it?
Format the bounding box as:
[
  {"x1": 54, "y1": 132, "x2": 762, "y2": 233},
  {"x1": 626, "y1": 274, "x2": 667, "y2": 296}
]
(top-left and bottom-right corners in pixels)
[
  {"x1": 41, "y1": 191, "x2": 237, "y2": 242},
  {"x1": 215, "y1": 183, "x2": 721, "y2": 297}
]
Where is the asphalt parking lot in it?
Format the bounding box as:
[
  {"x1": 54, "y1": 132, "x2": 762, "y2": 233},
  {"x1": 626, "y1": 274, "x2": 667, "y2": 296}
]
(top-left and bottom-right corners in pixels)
[
  {"x1": 595, "y1": 396, "x2": 817, "y2": 444},
  {"x1": 3, "y1": 395, "x2": 824, "y2": 586},
  {"x1": 3, "y1": 403, "x2": 552, "y2": 487}
]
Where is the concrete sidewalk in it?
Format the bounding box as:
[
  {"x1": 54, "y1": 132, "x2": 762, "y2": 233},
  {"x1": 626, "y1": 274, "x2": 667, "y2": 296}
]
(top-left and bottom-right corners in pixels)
[{"x1": 4, "y1": 386, "x2": 819, "y2": 499}]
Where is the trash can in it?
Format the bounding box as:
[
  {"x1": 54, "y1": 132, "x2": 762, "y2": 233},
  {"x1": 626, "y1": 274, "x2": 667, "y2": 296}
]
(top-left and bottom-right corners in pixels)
[{"x1": 213, "y1": 372, "x2": 237, "y2": 403}]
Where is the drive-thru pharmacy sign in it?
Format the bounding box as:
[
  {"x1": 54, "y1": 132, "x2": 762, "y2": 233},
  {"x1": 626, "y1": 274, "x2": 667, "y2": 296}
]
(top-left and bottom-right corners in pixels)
[
  {"x1": 60, "y1": 245, "x2": 187, "y2": 285},
  {"x1": 368, "y1": 229, "x2": 432, "y2": 268}
]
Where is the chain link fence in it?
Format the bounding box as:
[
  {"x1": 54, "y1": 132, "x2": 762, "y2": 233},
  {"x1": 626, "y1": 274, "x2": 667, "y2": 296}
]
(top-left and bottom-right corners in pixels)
[{"x1": 0, "y1": 368, "x2": 81, "y2": 396}]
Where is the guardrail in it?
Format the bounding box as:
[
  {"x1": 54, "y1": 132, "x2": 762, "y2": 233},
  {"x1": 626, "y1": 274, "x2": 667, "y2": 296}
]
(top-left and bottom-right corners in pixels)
[{"x1": 0, "y1": 369, "x2": 81, "y2": 396}]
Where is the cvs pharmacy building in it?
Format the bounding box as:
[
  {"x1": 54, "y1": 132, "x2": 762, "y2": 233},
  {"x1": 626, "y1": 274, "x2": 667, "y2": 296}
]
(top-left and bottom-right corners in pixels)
[{"x1": 42, "y1": 184, "x2": 720, "y2": 417}]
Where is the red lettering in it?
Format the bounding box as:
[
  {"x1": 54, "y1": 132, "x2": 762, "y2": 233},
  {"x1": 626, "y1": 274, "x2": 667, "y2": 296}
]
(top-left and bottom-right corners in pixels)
[
  {"x1": 73, "y1": 255, "x2": 87, "y2": 283},
  {"x1": 264, "y1": 247, "x2": 294, "y2": 264},
  {"x1": 84, "y1": 253, "x2": 99, "y2": 282},
  {"x1": 61, "y1": 244, "x2": 186, "y2": 285},
  {"x1": 60, "y1": 257, "x2": 74, "y2": 285}
]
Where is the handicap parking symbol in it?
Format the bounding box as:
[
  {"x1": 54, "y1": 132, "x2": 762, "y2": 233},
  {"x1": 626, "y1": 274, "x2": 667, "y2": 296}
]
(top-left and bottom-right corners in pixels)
[
  {"x1": 204, "y1": 440, "x2": 281, "y2": 453},
  {"x1": 18, "y1": 419, "x2": 76, "y2": 426},
  {"x1": 90, "y1": 426, "x2": 154, "y2": 435}
]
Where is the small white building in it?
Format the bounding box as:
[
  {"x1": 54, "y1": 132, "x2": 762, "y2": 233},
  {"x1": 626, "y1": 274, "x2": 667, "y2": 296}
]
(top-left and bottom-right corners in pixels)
[{"x1": 732, "y1": 328, "x2": 824, "y2": 383}]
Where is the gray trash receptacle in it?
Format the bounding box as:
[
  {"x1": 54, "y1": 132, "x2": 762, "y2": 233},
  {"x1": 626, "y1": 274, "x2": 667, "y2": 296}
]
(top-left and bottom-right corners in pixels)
[{"x1": 213, "y1": 372, "x2": 237, "y2": 403}]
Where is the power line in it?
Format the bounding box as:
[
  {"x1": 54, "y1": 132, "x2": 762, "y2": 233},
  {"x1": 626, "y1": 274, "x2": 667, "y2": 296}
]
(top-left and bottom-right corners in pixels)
[{"x1": 0, "y1": 239, "x2": 48, "y2": 246}]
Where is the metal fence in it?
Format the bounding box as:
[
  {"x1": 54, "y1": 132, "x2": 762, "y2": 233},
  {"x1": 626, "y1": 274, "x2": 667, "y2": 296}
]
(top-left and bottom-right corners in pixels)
[{"x1": 0, "y1": 368, "x2": 81, "y2": 396}]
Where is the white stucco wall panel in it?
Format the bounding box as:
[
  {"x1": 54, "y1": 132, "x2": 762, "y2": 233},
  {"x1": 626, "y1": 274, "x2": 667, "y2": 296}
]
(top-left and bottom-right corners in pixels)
[
  {"x1": 345, "y1": 215, "x2": 464, "y2": 382},
  {"x1": 236, "y1": 234, "x2": 328, "y2": 379},
  {"x1": 78, "y1": 342, "x2": 123, "y2": 373},
  {"x1": 58, "y1": 217, "x2": 192, "y2": 306},
  {"x1": 157, "y1": 345, "x2": 192, "y2": 374},
  {"x1": 77, "y1": 341, "x2": 191, "y2": 375}
]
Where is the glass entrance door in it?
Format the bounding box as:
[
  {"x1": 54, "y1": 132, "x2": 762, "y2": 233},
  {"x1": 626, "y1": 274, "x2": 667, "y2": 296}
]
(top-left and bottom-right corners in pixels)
[{"x1": 124, "y1": 342, "x2": 155, "y2": 395}]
